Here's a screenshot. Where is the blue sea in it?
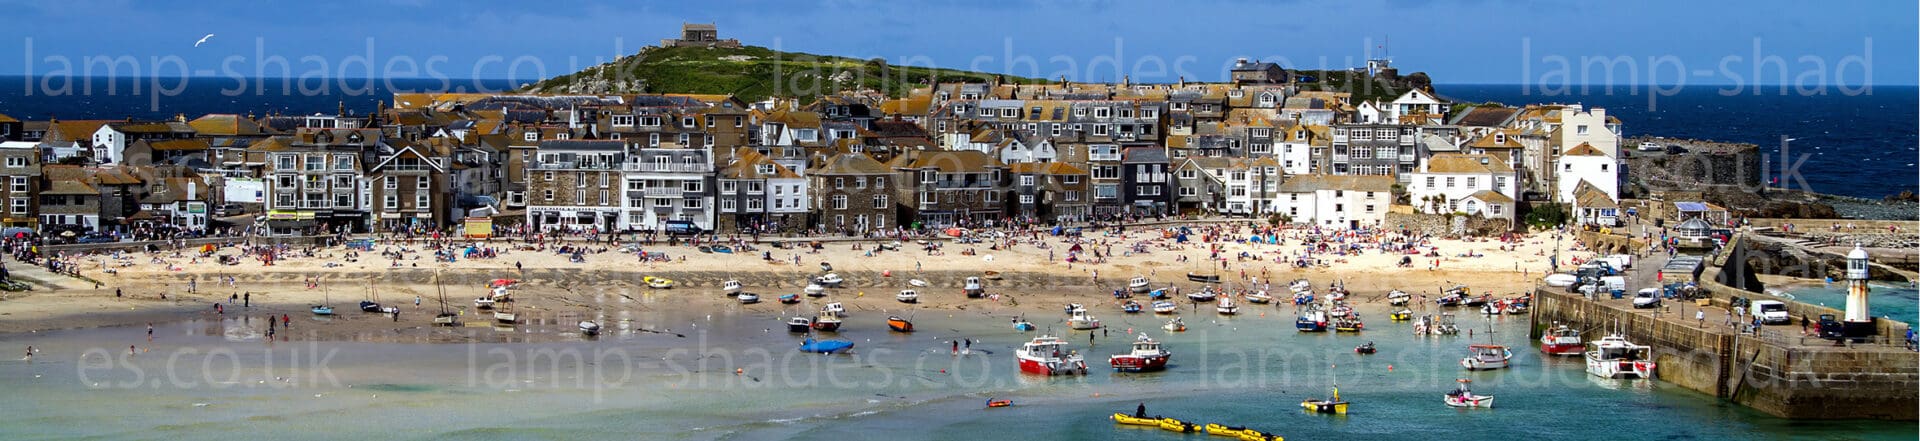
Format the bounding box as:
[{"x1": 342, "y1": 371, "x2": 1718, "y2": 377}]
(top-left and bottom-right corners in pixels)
[
  {"x1": 1442, "y1": 84, "x2": 1920, "y2": 200},
  {"x1": 0, "y1": 77, "x2": 1913, "y2": 199}
]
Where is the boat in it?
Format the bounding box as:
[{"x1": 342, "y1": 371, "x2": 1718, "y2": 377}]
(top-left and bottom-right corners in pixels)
[
  {"x1": 312, "y1": 287, "x2": 335, "y2": 316},
  {"x1": 1121, "y1": 300, "x2": 1143, "y2": 314},
  {"x1": 873, "y1": 316, "x2": 912, "y2": 334},
  {"x1": 1355, "y1": 341, "x2": 1377, "y2": 354},
  {"x1": 963, "y1": 276, "x2": 985, "y2": 298},
  {"x1": 579, "y1": 320, "x2": 601, "y2": 336},
  {"x1": 908, "y1": 278, "x2": 929, "y2": 287},
  {"x1": 822, "y1": 302, "x2": 846, "y2": 316},
  {"x1": 1204, "y1": 424, "x2": 1254, "y2": 437},
  {"x1": 1128, "y1": 276, "x2": 1152, "y2": 293},
  {"x1": 1444, "y1": 379, "x2": 1494, "y2": 408},
  {"x1": 1159, "y1": 418, "x2": 1198, "y2": 433},
  {"x1": 896, "y1": 290, "x2": 919, "y2": 304},
  {"x1": 1292, "y1": 291, "x2": 1315, "y2": 305},
  {"x1": 1068, "y1": 308, "x2": 1101, "y2": 330},
  {"x1": 1108, "y1": 333, "x2": 1171, "y2": 372},
  {"x1": 1539, "y1": 324, "x2": 1585, "y2": 356},
  {"x1": 1301, "y1": 386, "x2": 1350, "y2": 414},
  {"x1": 804, "y1": 283, "x2": 826, "y2": 296},
  {"x1": 474, "y1": 297, "x2": 496, "y2": 309},
  {"x1": 816, "y1": 273, "x2": 844, "y2": 287},
  {"x1": 1544, "y1": 273, "x2": 1580, "y2": 287},
  {"x1": 786, "y1": 317, "x2": 811, "y2": 332},
  {"x1": 1296, "y1": 308, "x2": 1328, "y2": 332},
  {"x1": 698, "y1": 246, "x2": 712, "y2": 253},
  {"x1": 1389, "y1": 309, "x2": 1413, "y2": 321},
  {"x1": 432, "y1": 275, "x2": 457, "y2": 326},
  {"x1": 798, "y1": 337, "x2": 854, "y2": 354},
  {"x1": 1112, "y1": 413, "x2": 1160, "y2": 426},
  {"x1": 1015, "y1": 335, "x2": 1088, "y2": 375},
  {"x1": 1586, "y1": 334, "x2": 1657, "y2": 379},
  {"x1": 738, "y1": 293, "x2": 760, "y2": 304},
  {"x1": 359, "y1": 300, "x2": 382, "y2": 313},
  {"x1": 1503, "y1": 302, "x2": 1529, "y2": 315},
  {"x1": 1148, "y1": 288, "x2": 1170, "y2": 300},
  {"x1": 644, "y1": 276, "x2": 675, "y2": 289},
  {"x1": 1460, "y1": 344, "x2": 1513, "y2": 370},
  {"x1": 1163, "y1": 317, "x2": 1187, "y2": 332},
  {"x1": 1386, "y1": 289, "x2": 1411, "y2": 306},
  {"x1": 722, "y1": 280, "x2": 743, "y2": 295},
  {"x1": 1187, "y1": 287, "x2": 1217, "y2": 302},
  {"x1": 1244, "y1": 290, "x2": 1273, "y2": 304},
  {"x1": 1013, "y1": 318, "x2": 1036, "y2": 332},
  {"x1": 710, "y1": 245, "x2": 733, "y2": 254},
  {"x1": 1186, "y1": 273, "x2": 1221, "y2": 283},
  {"x1": 1435, "y1": 292, "x2": 1465, "y2": 307},
  {"x1": 1434, "y1": 313, "x2": 1460, "y2": 335},
  {"x1": 494, "y1": 311, "x2": 517, "y2": 324},
  {"x1": 985, "y1": 399, "x2": 1012, "y2": 408},
  {"x1": 489, "y1": 286, "x2": 511, "y2": 301},
  {"x1": 983, "y1": 270, "x2": 1003, "y2": 280},
  {"x1": 811, "y1": 311, "x2": 842, "y2": 332},
  {"x1": 1152, "y1": 301, "x2": 1178, "y2": 314},
  {"x1": 778, "y1": 294, "x2": 800, "y2": 304},
  {"x1": 1465, "y1": 294, "x2": 1492, "y2": 308},
  {"x1": 1289, "y1": 279, "x2": 1313, "y2": 293},
  {"x1": 1333, "y1": 316, "x2": 1364, "y2": 332},
  {"x1": 820, "y1": 262, "x2": 833, "y2": 272},
  {"x1": 1480, "y1": 302, "x2": 1501, "y2": 315},
  {"x1": 1216, "y1": 295, "x2": 1239, "y2": 315}
]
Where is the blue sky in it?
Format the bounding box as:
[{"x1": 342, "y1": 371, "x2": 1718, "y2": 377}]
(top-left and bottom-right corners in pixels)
[{"x1": 4, "y1": 0, "x2": 1914, "y2": 86}]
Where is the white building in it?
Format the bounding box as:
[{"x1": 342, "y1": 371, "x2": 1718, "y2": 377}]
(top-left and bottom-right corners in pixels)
[
  {"x1": 1270, "y1": 174, "x2": 1394, "y2": 229},
  {"x1": 620, "y1": 148, "x2": 715, "y2": 231},
  {"x1": 1406, "y1": 153, "x2": 1520, "y2": 221},
  {"x1": 1276, "y1": 124, "x2": 1325, "y2": 175},
  {"x1": 1554, "y1": 143, "x2": 1618, "y2": 204}
]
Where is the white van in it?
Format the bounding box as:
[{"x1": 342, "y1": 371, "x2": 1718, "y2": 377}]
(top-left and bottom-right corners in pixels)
[
  {"x1": 1601, "y1": 254, "x2": 1634, "y2": 270},
  {"x1": 1638, "y1": 142, "x2": 1663, "y2": 151},
  {"x1": 1751, "y1": 300, "x2": 1790, "y2": 325}
]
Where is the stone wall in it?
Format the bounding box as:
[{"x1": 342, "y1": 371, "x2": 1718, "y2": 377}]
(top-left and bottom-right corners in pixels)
[
  {"x1": 1625, "y1": 137, "x2": 1763, "y2": 194},
  {"x1": 1383, "y1": 211, "x2": 1514, "y2": 236}
]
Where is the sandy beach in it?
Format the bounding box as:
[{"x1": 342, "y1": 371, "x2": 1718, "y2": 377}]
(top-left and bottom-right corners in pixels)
[{"x1": 0, "y1": 222, "x2": 1590, "y2": 341}]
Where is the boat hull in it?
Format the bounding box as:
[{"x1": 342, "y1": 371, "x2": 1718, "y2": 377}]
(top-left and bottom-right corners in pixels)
[
  {"x1": 1108, "y1": 354, "x2": 1170, "y2": 372},
  {"x1": 1301, "y1": 399, "x2": 1349, "y2": 414},
  {"x1": 811, "y1": 321, "x2": 841, "y2": 332},
  {"x1": 1540, "y1": 341, "x2": 1585, "y2": 356},
  {"x1": 1016, "y1": 356, "x2": 1087, "y2": 375},
  {"x1": 887, "y1": 319, "x2": 914, "y2": 333},
  {"x1": 1444, "y1": 395, "x2": 1494, "y2": 408},
  {"x1": 1587, "y1": 358, "x2": 1657, "y2": 379},
  {"x1": 787, "y1": 323, "x2": 811, "y2": 333}
]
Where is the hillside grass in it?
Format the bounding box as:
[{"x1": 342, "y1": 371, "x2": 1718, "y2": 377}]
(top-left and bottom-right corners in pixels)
[{"x1": 527, "y1": 45, "x2": 1046, "y2": 102}]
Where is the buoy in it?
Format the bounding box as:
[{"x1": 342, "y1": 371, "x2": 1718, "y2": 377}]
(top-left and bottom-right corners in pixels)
[
  {"x1": 735, "y1": 368, "x2": 743, "y2": 375},
  {"x1": 1388, "y1": 365, "x2": 1395, "y2": 372},
  {"x1": 883, "y1": 270, "x2": 893, "y2": 277}
]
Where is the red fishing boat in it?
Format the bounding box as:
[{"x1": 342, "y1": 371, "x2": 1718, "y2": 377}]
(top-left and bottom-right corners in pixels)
[
  {"x1": 1108, "y1": 334, "x2": 1171, "y2": 372},
  {"x1": 1015, "y1": 335, "x2": 1087, "y2": 375},
  {"x1": 1539, "y1": 324, "x2": 1584, "y2": 356}
]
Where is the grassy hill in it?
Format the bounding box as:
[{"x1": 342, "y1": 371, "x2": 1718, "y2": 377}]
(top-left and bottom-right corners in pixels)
[
  {"x1": 524, "y1": 45, "x2": 1046, "y2": 102},
  {"x1": 1289, "y1": 69, "x2": 1434, "y2": 104}
]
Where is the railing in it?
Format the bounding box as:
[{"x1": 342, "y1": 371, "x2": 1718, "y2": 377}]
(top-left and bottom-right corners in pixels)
[
  {"x1": 623, "y1": 163, "x2": 711, "y2": 173},
  {"x1": 1332, "y1": 134, "x2": 1348, "y2": 143},
  {"x1": 1398, "y1": 135, "x2": 1415, "y2": 145},
  {"x1": 1398, "y1": 154, "x2": 1415, "y2": 162},
  {"x1": 643, "y1": 188, "x2": 684, "y2": 197},
  {"x1": 1332, "y1": 154, "x2": 1349, "y2": 162}
]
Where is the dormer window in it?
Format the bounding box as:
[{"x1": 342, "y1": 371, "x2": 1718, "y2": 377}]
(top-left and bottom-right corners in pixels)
[
  {"x1": 1494, "y1": 133, "x2": 1506, "y2": 143},
  {"x1": 758, "y1": 164, "x2": 775, "y2": 175},
  {"x1": 524, "y1": 132, "x2": 538, "y2": 142},
  {"x1": 682, "y1": 116, "x2": 695, "y2": 127},
  {"x1": 556, "y1": 133, "x2": 570, "y2": 140}
]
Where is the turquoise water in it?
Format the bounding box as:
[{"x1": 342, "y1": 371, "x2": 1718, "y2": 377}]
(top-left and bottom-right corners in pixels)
[
  {"x1": 0, "y1": 304, "x2": 1912, "y2": 440},
  {"x1": 1777, "y1": 282, "x2": 1920, "y2": 327}
]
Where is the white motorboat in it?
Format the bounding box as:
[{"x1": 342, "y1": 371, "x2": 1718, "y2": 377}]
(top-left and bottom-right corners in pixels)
[
  {"x1": 474, "y1": 297, "x2": 496, "y2": 309},
  {"x1": 822, "y1": 302, "x2": 846, "y2": 317},
  {"x1": 1128, "y1": 276, "x2": 1151, "y2": 293},
  {"x1": 1067, "y1": 308, "x2": 1101, "y2": 330},
  {"x1": 1162, "y1": 317, "x2": 1186, "y2": 332},
  {"x1": 722, "y1": 280, "x2": 743, "y2": 295},
  {"x1": 1289, "y1": 279, "x2": 1313, "y2": 293},
  {"x1": 490, "y1": 286, "x2": 512, "y2": 301},
  {"x1": 805, "y1": 283, "x2": 827, "y2": 296},
  {"x1": 738, "y1": 293, "x2": 761, "y2": 304},
  {"x1": 494, "y1": 311, "x2": 518, "y2": 324},
  {"x1": 1544, "y1": 273, "x2": 1579, "y2": 287},
  {"x1": 1244, "y1": 290, "x2": 1273, "y2": 304},
  {"x1": 1152, "y1": 301, "x2": 1178, "y2": 314},
  {"x1": 1444, "y1": 380, "x2": 1494, "y2": 408},
  {"x1": 908, "y1": 279, "x2": 929, "y2": 288},
  {"x1": 963, "y1": 276, "x2": 985, "y2": 297},
  {"x1": 815, "y1": 273, "x2": 844, "y2": 287},
  {"x1": 1386, "y1": 289, "x2": 1411, "y2": 306},
  {"x1": 579, "y1": 320, "x2": 601, "y2": 335},
  {"x1": 896, "y1": 290, "x2": 919, "y2": 304},
  {"x1": 1586, "y1": 334, "x2": 1657, "y2": 379},
  {"x1": 1015, "y1": 335, "x2": 1088, "y2": 376}
]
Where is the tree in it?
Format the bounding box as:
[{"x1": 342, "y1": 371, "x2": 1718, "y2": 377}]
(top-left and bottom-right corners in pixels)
[{"x1": 1524, "y1": 202, "x2": 1569, "y2": 229}]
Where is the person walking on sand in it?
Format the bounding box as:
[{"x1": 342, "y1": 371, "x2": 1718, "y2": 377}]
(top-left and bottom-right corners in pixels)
[
  {"x1": 24, "y1": 346, "x2": 32, "y2": 362},
  {"x1": 243, "y1": 292, "x2": 250, "y2": 307},
  {"x1": 147, "y1": 323, "x2": 154, "y2": 341},
  {"x1": 1696, "y1": 310, "x2": 1706, "y2": 327},
  {"x1": 952, "y1": 340, "x2": 959, "y2": 355}
]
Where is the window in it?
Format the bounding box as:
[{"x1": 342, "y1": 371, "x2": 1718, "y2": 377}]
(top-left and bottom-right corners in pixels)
[
  {"x1": 418, "y1": 193, "x2": 432, "y2": 209},
  {"x1": 678, "y1": 133, "x2": 690, "y2": 146},
  {"x1": 984, "y1": 191, "x2": 998, "y2": 203},
  {"x1": 652, "y1": 198, "x2": 671, "y2": 208},
  {"x1": 683, "y1": 180, "x2": 703, "y2": 192},
  {"x1": 720, "y1": 199, "x2": 736, "y2": 212},
  {"x1": 1576, "y1": 125, "x2": 1588, "y2": 135},
  {"x1": 1491, "y1": 205, "x2": 1504, "y2": 215},
  {"x1": 1466, "y1": 177, "x2": 1477, "y2": 189},
  {"x1": 1019, "y1": 194, "x2": 1034, "y2": 204},
  {"x1": 1600, "y1": 163, "x2": 1610, "y2": 172},
  {"x1": 612, "y1": 115, "x2": 635, "y2": 127},
  {"x1": 682, "y1": 199, "x2": 702, "y2": 209},
  {"x1": 855, "y1": 177, "x2": 867, "y2": 189},
  {"x1": 745, "y1": 199, "x2": 761, "y2": 210},
  {"x1": 1445, "y1": 177, "x2": 1456, "y2": 188},
  {"x1": 9, "y1": 198, "x2": 24, "y2": 214},
  {"x1": 543, "y1": 190, "x2": 554, "y2": 201},
  {"x1": 872, "y1": 195, "x2": 888, "y2": 209},
  {"x1": 4, "y1": 157, "x2": 25, "y2": 167},
  {"x1": 1020, "y1": 176, "x2": 1035, "y2": 186},
  {"x1": 383, "y1": 176, "x2": 396, "y2": 189},
  {"x1": 648, "y1": 133, "x2": 660, "y2": 147},
  {"x1": 1091, "y1": 124, "x2": 1109, "y2": 136},
  {"x1": 1095, "y1": 184, "x2": 1118, "y2": 199},
  {"x1": 9, "y1": 176, "x2": 24, "y2": 192},
  {"x1": 920, "y1": 171, "x2": 936, "y2": 184},
  {"x1": 1138, "y1": 185, "x2": 1161, "y2": 196},
  {"x1": 383, "y1": 194, "x2": 398, "y2": 209},
  {"x1": 1179, "y1": 169, "x2": 1197, "y2": 179},
  {"x1": 875, "y1": 177, "x2": 884, "y2": 187},
  {"x1": 417, "y1": 176, "x2": 430, "y2": 190},
  {"x1": 524, "y1": 132, "x2": 538, "y2": 142},
  {"x1": 832, "y1": 195, "x2": 848, "y2": 210},
  {"x1": 682, "y1": 116, "x2": 695, "y2": 128},
  {"x1": 721, "y1": 181, "x2": 737, "y2": 193},
  {"x1": 746, "y1": 181, "x2": 762, "y2": 193},
  {"x1": 1179, "y1": 186, "x2": 1196, "y2": 196},
  {"x1": 1495, "y1": 177, "x2": 1507, "y2": 189}
]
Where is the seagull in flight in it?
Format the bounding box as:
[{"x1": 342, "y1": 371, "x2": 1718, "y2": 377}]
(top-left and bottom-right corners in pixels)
[{"x1": 194, "y1": 34, "x2": 215, "y2": 47}]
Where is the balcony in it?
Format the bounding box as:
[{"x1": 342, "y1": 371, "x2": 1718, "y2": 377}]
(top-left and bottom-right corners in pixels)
[
  {"x1": 1398, "y1": 154, "x2": 1415, "y2": 162},
  {"x1": 623, "y1": 163, "x2": 711, "y2": 173},
  {"x1": 1332, "y1": 154, "x2": 1350, "y2": 162},
  {"x1": 1333, "y1": 134, "x2": 1348, "y2": 143},
  {"x1": 643, "y1": 188, "x2": 685, "y2": 198},
  {"x1": 1398, "y1": 135, "x2": 1415, "y2": 145}
]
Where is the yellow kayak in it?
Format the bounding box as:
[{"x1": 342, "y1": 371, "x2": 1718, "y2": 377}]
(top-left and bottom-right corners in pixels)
[
  {"x1": 1238, "y1": 430, "x2": 1282, "y2": 441},
  {"x1": 1205, "y1": 423, "x2": 1250, "y2": 437},
  {"x1": 1111, "y1": 413, "x2": 1159, "y2": 426},
  {"x1": 1159, "y1": 418, "x2": 1197, "y2": 433}
]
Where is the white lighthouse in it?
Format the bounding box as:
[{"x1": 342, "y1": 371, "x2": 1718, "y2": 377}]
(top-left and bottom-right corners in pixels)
[{"x1": 1844, "y1": 244, "x2": 1871, "y2": 323}]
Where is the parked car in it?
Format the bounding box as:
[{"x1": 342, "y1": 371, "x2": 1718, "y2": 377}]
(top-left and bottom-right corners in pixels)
[
  {"x1": 1632, "y1": 288, "x2": 1661, "y2": 308},
  {"x1": 76, "y1": 233, "x2": 119, "y2": 244},
  {"x1": 663, "y1": 220, "x2": 703, "y2": 236},
  {"x1": 214, "y1": 204, "x2": 247, "y2": 216}
]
